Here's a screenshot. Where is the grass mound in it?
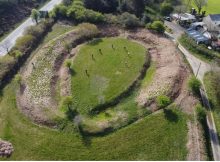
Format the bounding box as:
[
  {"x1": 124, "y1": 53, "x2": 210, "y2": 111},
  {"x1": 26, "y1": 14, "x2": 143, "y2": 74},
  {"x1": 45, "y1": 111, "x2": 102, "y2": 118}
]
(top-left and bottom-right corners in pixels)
[
  {"x1": 71, "y1": 38, "x2": 146, "y2": 114},
  {"x1": 0, "y1": 80, "x2": 188, "y2": 160}
]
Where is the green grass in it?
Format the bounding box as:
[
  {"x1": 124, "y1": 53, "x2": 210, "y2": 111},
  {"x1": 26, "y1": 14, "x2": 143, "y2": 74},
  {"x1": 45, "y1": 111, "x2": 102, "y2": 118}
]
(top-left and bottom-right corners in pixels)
[
  {"x1": 0, "y1": 80, "x2": 188, "y2": 160},
  {"x1": 183, "y1": 0, "x2": 220, "y2": 15},
  {"x1": 43, "y1": 23, "x2": 76, "y2": 44},
  {"x1": 204, "y1": 72, "x2": 220, "y2": 138},
  {"x1": 71, "y1": 38, "x2": 147, "y2": 114},
  {"x1": 81, "y1": 61, "x2": 156, "y2": 133}
]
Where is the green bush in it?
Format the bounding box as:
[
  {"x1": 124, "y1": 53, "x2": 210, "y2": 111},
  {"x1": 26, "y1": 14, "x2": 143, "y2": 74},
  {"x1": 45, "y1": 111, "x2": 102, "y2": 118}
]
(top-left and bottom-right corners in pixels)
[
  {"x1": 59, "y1": 96, "x2": 74, "y2": 112},
  {"x1": 67, "y1": 5, "x2": 104, "y2": 23},
  {"x1": 179, "y1": 34, "x2": 220, "y2": 61},
  {"x1": 64, "y1": 59, "x2": 72, "y2": 69},
  {"x1": 14, "y1": 74, "x2": 22, "y2": 85},
  {"x1": 77, "y1": 23, "x2": 100, "y2": 38},
  {"x1": 15, "y1": 34, "x2": 35, "y2": 51},
  {"x1": 148, "y1": 21, "x2": 165, "y2": 33},
  {"x1": 195, "y1": 104, "x2": 206, "y2": 122},
  {"x1": 156, "y1": 95, "x2": 171, "y2": 108},
  {"x1": 188, "y1": 76, "x2": 201, "y2": 96}
]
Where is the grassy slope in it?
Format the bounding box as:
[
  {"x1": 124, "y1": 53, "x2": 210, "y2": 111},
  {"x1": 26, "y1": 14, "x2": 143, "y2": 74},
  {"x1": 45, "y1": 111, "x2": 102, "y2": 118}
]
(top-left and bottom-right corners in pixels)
[
  {"x1": 72, "y1": 38, "x2": 146, "y2": 114},
  {"x1": 204, "y1": 72, "x2": 220, "y2": 137},
  {"x1": 0, "y1": 80, "x2": 188, "y2": 160},
  {"x1": 185, "y1": 0, "x2": 220, "y2": 14},
  {"x1": 199, "y1": 0, "x2": 220, "y2": 14}
]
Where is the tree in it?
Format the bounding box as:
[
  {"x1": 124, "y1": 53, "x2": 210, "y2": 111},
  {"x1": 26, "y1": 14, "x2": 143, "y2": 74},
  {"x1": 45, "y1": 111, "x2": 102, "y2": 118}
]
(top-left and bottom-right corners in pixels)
[
  {"x1": 188, "y1": 76, "x2": 201, "y2": 96},
  {"x1": 64, "y1": 59, "x2": 72, "y2": 70},
  {"x1": 193, "y1": 0, "x2": 207, "y2": 14},
  {"x1": 119, "y1": 12, "x2": 141, "y2": 28},
  {"x1": 83, "y1": 0, "x2": 118, "y2": 13},
  {"x1": 149, "y1": 21, "x2": 165, "y2": 33},
  {"x1": 120, "y1": 0, "x2": 145, "y2": 17},
  {"x1": 31, "y1": 9, "x2": 40, "y2": 24},
  {"x1": 156, "y1": 95, "x2": 171, "y2": 108},
  {"x1": 160, "y1": 2, "x2": 174, "y2": 16}
]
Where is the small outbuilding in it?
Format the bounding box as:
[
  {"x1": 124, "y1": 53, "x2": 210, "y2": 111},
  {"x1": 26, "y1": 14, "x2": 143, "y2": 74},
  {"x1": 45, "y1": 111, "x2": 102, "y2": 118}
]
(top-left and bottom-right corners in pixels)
[{"x1": 186, "y1": 30, "x2": 210, "y2": 44}]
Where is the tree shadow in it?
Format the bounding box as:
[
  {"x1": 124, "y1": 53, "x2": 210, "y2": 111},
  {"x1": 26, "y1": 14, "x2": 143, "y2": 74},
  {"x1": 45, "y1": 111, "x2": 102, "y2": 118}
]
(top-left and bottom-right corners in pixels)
[
  {"x1": 163, "y1": 109, "x2": 179, "y2": 123},
  {"x1": 78, "y1": 126, "x2": 92, "y2": 147},
  {"x1": 70, "y1": 68, "x2": 76, "y2": 76},
  {"x1": 88, "y1": 38, "x2": 103, "y2": 46}
]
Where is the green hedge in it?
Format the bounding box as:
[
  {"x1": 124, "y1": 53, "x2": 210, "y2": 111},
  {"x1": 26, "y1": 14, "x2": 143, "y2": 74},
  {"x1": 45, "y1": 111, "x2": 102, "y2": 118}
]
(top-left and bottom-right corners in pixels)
[
  {"x1": 179, "y1": 34, "x2": 220, "y2": 61},
  {"x1": 0, "y1": 18, "x2": 54, "y2": 89}
]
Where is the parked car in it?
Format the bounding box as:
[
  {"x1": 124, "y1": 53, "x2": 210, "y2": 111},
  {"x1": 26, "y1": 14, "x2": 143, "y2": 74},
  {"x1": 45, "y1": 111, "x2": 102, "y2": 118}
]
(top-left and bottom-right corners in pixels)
[{"x1": 164, "y1": 16, "x2": 171, "y2": 22}]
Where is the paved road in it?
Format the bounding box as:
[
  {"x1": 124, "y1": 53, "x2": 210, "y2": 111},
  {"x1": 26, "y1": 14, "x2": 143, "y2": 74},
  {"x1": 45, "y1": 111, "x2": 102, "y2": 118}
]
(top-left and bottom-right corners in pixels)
[
  {"x1": 165, "y1": 21, "x2": 185, "y2": 39},
  {"x1": 0, "y1": 0, "x2": 62, "y2": 56},
  {"x1": 165, "y1": 21, "x2": 220, "y2": 161}
]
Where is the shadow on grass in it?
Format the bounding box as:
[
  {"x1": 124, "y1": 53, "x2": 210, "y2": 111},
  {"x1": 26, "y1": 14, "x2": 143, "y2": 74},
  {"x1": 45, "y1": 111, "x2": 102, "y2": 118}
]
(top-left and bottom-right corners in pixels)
[
  {"x1": 163, "y1": 109, "x2": 179, "y2": 123},
  {"x1": 79, "y1": 126, "x2": 92, "y2": 147},
  {"x1": 70, "y1": 68, "x2": 76, "y2": 76},
  {"x1": 88, "y1": 38, "x2": 103, "y2": 46}
]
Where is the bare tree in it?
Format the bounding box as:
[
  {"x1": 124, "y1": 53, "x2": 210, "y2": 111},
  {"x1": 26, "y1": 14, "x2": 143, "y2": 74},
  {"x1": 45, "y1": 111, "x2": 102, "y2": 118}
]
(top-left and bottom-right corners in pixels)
[{"x1": 193, "y1": 0, "x2": 207, "y2": 14}]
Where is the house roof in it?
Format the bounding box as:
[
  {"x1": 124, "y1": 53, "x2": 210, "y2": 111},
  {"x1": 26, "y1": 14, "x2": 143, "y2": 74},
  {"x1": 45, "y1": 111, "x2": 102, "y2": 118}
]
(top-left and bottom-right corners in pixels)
[
  {"x1": 209, "y1": 14, "x2": 220, "y2": 22},
  {"x1": 172, "y1": 13, "x2": 196, "y2": 21},
  {"x1": 186, "y1": 30, "x2": 210, "y2": 43}
]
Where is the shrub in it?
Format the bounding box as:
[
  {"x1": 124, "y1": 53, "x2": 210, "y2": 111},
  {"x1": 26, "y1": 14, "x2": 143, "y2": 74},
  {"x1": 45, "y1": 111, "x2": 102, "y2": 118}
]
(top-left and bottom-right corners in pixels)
[
  {"x1": 9, "y1": 50, "x2": 22, "y2": 58},
  {"x1": 148, "y1": 21, "x2": 165, "y2": 33},
  {"x1": 25, "y1": 25, "x2": 44, "y2": 37},
  {"x1": 14, "y1": 34, "x2": 35, "y2": 51},
  {"x1": 64, "y1": 59, "x2": 72, "y2": 69},
  {"x1": 156, "y1": 95, "x2": 171, "y2": 108},
  {"x1": 77, "y1": 23, "x2": 100, "y2": 38},
  {"x1": 59, "y1": 96, "x2": 74, "y2": 112},
  {"x1": 195, "y1": 104, "x2": 206, "y2": 122},
  {"x1": 179, "y1": 34, "x2": 220, "y2": 60},
  {"x1": 67, "y1": 4, "x2": 104, "y2": 23},
  {"x1": 14, "y1": 74, "x2": 22, "y2": 85},
  {"x1": 104, "y1": 14, "x2": 119, "y2": 24},
  {"x1": 119, "y1": 12, "x2": 141, "y2": 29},
  {"x1": 188, "y1": 76, "x2": 201, "y2": 96}
]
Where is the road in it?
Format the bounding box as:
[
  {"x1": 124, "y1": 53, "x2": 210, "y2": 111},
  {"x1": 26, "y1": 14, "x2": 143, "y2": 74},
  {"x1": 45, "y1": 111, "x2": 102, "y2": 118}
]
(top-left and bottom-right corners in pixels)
[
  {"x1": 0, "y1": 0, "x2": 62, "y2": 56},
  {"x1": 165, "y1": 20, "x2": 220, "y2": 161}
]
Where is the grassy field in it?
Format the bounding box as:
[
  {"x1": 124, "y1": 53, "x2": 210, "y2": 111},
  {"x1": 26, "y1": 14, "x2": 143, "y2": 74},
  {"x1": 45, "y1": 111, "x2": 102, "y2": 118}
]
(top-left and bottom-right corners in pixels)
[
  {"x1": 204, "y1": 72, "x2": 220, "y2": 138},
  {"x1": 71, "y1": 38, "x2": 146, "y2": 114},
  {"x1": 186, "y1": 0, "x2": 220, "y2": 14},
  {"x1": 201, "y1": 0, "x2": 220, "y2": 14},
  {"x1": 81, "y1": 62, "x2": 156, "y2": 133},
  {"x1": 0, "y1": 79, "x2": 188, "y2": 160}
]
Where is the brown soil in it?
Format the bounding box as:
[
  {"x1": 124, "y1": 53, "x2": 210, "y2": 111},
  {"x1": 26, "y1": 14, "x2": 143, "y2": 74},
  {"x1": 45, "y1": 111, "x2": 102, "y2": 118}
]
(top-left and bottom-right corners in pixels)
[{"x1": 125, "y1": 29, "x2": 188, "y2": 111}]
